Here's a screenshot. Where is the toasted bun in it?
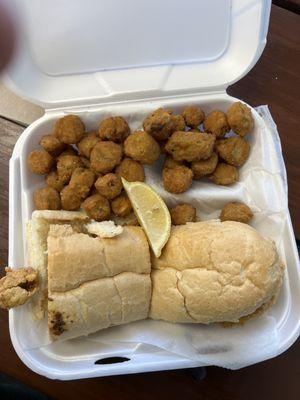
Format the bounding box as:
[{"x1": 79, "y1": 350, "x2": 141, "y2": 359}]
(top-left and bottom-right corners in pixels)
[
  {"x1": 47, "y1": 225, "x2": 151, "y2": 292},
  {"x1": 150, "y1": 221, "x2": 284, "y2": 323},
  {"x1": 48, "y1": 272, "x2": 151, "y2": 340}
]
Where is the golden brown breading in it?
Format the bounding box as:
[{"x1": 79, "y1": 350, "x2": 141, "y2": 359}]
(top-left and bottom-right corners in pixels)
[
  {"x1": 90, "y1": 141, "x2": 123, "y2": 174},
  {"x1": 79, "y1": 156, "x2": 91, "y2": 169},
  {"x1": 77, "y1": 131, "x2": 99, "y2": 158},
  {"x1": 220, "y1": 202, "x2": 253, "y2": 223},
  {"x1": 27, "y1": 150, "x2": 54, "y2": 175},
  {"x1": 33, "y1": 187, "x2": 61, "y2": 210},
  {"x1": 115, "y1": 158, "x2": 145, "y2": 182},
  {"x1": 203, "y1": 110, "x2": 230, "y2": 137},
  {"x1": 69, "y1": 167, "x2": 95, "y2": 198},
  {"x1": 99, "y1": 116, "x2": 130, "y2": 142},
  {"x1": 182, "y1": 105, "x2": 205, "y2": 128},
  {"x1": 165, "y1": 131, "x2": 215, "y2": 162},
  {"x1": 143, "y1": 108, "x2": 173, "y2": 141},
  {"x1": 163, "y1": 156, "x2": 184, "y2": 169},
  {"x1": 111, "y1": 193, "x2": 133, "y2": 217},
  {"x1": 60, "y1": 186, "x2": 82, "y2": 211},
  {"x1": 95, "y1": 173, "x2": 123, "y2": 199},
  {"x1": 170, "y1": 203, "x2": 196, "y2": 225},
  {"x1": 0, "y1": 267, "x2": 39, "y2": 309},
  {"x1": 45, "y1": 170, "x2": 65, "y2": 192},
  {"x1": 124, "y1": 130, "x2": 160, "y2": 164},
  {"x1": 54, "y1": 115, "x2": 85, "y2": 144},
  {"x1": 227, "y1": 102, "x2": 254, "y2": 137},
  {"x1": 57, "y1": 154, "x2": 84, "y2": 183},
  {"x1": 39, "y1": 135, "x2": 66, "y2": 156},
  {"x1": 170, "y1": 114, "x2": 186, "y2": 132},
  {"x1": 81, "y1": 194, "x2": 111, "y2": 221},
  {"x1": 191, "y1": 152, "x2": 218, "y2": 179},
  {"x1": 162, "y1": 166, "x2": 193, "y2": 194},
  {"x1": 209, "y1": 163, "x2": 238, "y2": 185},
  {"x1": 215, "y1": 136, "x2": 250, "y2": 167}
]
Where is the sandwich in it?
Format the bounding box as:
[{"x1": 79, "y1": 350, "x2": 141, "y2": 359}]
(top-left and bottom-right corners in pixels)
[
  {"x1": 27, "y1": 210, "x2": 151, "y2": 340},
  {"x1": 1, "y1": 213, "x2": 284, "y2": 340},
  {"x1": 150, "y1": 220, "x2": 284, "y2": 323}
]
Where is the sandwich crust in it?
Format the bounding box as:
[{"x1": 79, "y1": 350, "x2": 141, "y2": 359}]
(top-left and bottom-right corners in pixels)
[
  {"x1": 150, "y1": 221, "x2": 283, "y2": 323},
  {"x1": 48, "y1": 272, "x2": 151, "y2": 340},
  {"x1": 47, "y1": 225, "x2": 151, "y2": 292}
]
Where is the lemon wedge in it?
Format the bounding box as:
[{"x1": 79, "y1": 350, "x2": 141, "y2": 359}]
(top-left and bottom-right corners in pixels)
[{"x1": 122, "y1": 178, "x2": 171, "y2": 257}]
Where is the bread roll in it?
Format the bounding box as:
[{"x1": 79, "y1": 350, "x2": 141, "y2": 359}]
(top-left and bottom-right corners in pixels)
[
  {"x1": 46, "y1": 219, "x2": 152, "y2": 340},
  {"x1": 150, "y1": 220, "x2": 283, "y2": 323},
  {"x1": 47, "y1": 225, "x2": 151, "y2": 292},
  {"x1": 48, "y1": 272, "x2": 151, "y2": 340},
  {"x1": 26, "y1": 210, "x2": 152, "y2": 340}
]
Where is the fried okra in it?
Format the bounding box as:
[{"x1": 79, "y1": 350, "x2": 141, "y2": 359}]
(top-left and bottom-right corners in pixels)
[
  {"x1": 170, "y1": 114, "x2": 185, "y2": 132},
  {"x1": 111, "y1": 193, "x2": 133, "y2": 217},
  {"x1": 143, "y1": 108, "x2": 173, "y2": 141},
  {"x1": 209, "y1": 163, "x2": 238, "y2": 185},
  {"x1": 69, "y1": 167, "x2": 95, "y2": 198},
  {"x1": 45, "y1": 170, "x2": 65, "y2": 192},
  {"x1": 203, "y1": 110, "x2": 230, "y2": 137},
  {"x1": 27, "y1": 150, "x2": 54, "y2": 175},
  {"x1": 165, "y1": 131, "x2": 215, "y2": 162},
  {"x1": 215, "y1": 136, "x2": 250, "y2": 167},
  {"x1": 115, "y1": 158, "x2": 145, "y2": 182},
  {"x1": 124, "y1": 131, "x2": 160, "y2": 164},
  {"x1": 90, "y1": 141, "x2": 123, "y2": 174},
  {"x1": 95, "y1": 173, "x2": 122, "y2": 199},
  {"x1": 227, "y1": 102, "x2": 254, "y2": 136},
  {"x1": 0, "y1": 267, "x2": 39, "y2": 309},
  {"x1": 191, "y1": 152, "x2": 218, "y2": 179},
  {"x1": 54, "y1": 115, "x2": 85, "y2": 144},
  {"x1": 39, "y1": 135, "x2": 66, "y2": 156},
  {"x1": 163, "y1": 156, "x2": 184, "y2": 169},
  {"x1": 99, "y1": 116, "x2": 130, "y2": 142},
  {"x1": 170, "y1": 203, "x2": 197, "y2": 225},
  {"x1": 81, "y1": 194, "x2": 111, "y2": 221},
  {"x1": 34, "y1": 187, "x2": 61, "y2": 210},
  {"x1": 162, "y1": 166, "x2": 193, "y2": 194},
  {"x1": 77, "y1": 131, "x2": 99, "y2": 158},
  {"x1": 57, "y1": 154, "x2": 83, "y2": 183},
  {"x1": 182, "y1": 105, "x2": 205, "y2": 128},
  {"x1": 60, "y1": 186, "x2": 82, "y2": 211},
  {"x1": 79, "y1": 156, "x2": 91, "y2": 169},
  {"x1": 220, "y1": 202, "x2": 253, "y2": 223}
]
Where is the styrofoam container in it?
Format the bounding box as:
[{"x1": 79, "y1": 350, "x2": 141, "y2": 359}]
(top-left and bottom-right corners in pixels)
[{"x1": 6, "y1": 0, "x2": 300, "y2": 379}]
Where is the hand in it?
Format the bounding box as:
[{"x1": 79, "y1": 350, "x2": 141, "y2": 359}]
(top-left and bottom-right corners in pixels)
[{"x1": 0, "y1": 0, "x2": 16, "y2": 72}]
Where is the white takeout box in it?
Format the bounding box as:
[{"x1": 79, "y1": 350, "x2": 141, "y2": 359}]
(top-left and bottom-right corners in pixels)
[{"x1": 6, "y1": 0, "x2": 300, "y2": 379}]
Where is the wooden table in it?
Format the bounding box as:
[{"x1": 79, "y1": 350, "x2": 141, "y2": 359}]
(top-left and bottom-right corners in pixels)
[{"x1": 0, "y1": 4, "x2": 299, "y2": 400}]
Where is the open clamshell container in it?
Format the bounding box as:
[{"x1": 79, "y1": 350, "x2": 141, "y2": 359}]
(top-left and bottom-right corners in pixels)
[{"x1": 6, "y1": 0, "x2": 300, "y2": 379}]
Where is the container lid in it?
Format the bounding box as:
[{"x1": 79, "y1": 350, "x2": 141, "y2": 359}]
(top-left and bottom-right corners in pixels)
[{"x1": 6, "y1": 0, "x2": 271, "y2": 108}]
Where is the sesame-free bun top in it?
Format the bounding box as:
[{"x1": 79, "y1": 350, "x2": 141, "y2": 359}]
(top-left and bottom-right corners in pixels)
[{"x1": 150, "y1": 220, "x2": 283, "y2": 324}]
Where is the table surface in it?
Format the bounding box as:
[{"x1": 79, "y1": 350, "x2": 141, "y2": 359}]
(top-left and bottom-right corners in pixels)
[{"x1": 0, "y1": 4, "x2": 299, "y2": 400}]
